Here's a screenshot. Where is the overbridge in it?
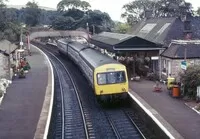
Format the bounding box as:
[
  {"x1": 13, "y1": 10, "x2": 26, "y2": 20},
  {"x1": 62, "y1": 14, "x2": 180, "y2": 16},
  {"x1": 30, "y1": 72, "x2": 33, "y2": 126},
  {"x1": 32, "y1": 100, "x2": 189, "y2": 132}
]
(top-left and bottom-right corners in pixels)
[{"x1": 29, "y1": 30, "x2": 90, "y2": 41}]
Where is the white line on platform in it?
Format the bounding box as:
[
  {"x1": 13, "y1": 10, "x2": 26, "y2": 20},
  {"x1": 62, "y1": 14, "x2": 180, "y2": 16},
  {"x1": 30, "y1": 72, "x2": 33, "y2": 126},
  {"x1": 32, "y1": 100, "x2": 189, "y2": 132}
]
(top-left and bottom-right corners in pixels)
[
  {"x1": 32, "y1": 44, "x2": 55, "y2": 139},
  {"x1": 128, "y1": 91, "x2": 176, "y2": 139}
]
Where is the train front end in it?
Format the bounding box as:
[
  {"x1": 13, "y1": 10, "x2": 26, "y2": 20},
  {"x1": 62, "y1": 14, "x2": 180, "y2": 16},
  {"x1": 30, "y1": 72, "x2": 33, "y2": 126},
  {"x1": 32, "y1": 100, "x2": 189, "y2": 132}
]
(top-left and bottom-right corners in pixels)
[{"x1": 94, "y1": 64, "x2": 129, "y2": 102}]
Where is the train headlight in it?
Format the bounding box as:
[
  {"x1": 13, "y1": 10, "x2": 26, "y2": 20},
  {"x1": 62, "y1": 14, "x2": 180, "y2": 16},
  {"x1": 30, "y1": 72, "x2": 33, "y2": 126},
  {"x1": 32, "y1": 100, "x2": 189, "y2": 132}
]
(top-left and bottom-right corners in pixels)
[{"x1": 122, "y1": 88, "x2": 126, "y2": 92}]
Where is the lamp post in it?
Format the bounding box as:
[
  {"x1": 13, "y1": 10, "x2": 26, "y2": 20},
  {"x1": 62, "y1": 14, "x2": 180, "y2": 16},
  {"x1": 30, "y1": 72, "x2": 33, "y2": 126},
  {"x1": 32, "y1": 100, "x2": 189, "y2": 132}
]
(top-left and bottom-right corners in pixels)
[
  {"x1": 92, "y1": 24, "x2": 95, "y2": 35},
  {"x1": 19, "y1": 25, "x2": 24, "y2": 50},
  {"x1": 84, "y1": 11, "x2": 90, "y2": 42},
  {"x1": 8, "y1": 43, "x2": 11, "y2": 80}
]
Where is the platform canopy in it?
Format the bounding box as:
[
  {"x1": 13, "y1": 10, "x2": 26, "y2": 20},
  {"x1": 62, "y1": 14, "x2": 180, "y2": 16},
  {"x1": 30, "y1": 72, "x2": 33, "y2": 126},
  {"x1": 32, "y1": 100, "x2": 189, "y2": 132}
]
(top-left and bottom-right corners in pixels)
[{"x1": 90, "y1": 32, "x2": 163, "y2": 53}]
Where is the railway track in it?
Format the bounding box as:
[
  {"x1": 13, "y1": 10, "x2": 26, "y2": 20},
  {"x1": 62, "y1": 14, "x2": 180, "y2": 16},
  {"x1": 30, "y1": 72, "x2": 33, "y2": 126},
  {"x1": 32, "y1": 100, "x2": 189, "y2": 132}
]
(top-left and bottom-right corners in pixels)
[
  {"x1": 40, "y1": 47, "x2": 90, "y2": 139},
  {"x1": 33, "y1": 42, "x2": 156, "y2": 139},
  {"x1": 103, "y1": 108, "x2": 146, "y2": 139}
]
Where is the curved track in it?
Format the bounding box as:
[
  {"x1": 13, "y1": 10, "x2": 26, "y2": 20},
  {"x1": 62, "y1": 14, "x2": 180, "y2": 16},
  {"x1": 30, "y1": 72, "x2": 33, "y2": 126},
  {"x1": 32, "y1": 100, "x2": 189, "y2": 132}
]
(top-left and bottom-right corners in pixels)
[
  {"x1": 40, "y1": 46, "x2": 90, "y2": 139},
  {"x1": 33, "y1": 42, "x2": 155, "y2": 139}
]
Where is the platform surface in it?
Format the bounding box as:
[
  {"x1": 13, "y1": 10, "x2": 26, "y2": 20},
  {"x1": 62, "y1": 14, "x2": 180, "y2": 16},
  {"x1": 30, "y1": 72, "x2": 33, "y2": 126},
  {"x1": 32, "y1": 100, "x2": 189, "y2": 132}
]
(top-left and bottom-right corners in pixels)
[
  {"x1": 0, "y1": 46, "x2": 49, "y2": 139},
  {"x1": 129, "y1": 80, "x2": 200, "y2": 139}
]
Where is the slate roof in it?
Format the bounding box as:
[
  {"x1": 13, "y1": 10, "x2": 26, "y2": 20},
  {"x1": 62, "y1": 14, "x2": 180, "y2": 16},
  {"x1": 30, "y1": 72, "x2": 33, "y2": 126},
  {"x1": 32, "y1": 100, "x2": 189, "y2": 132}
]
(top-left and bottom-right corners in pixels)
[
  {"x1": 91, "y1": 32, "x2": 134, "y2": 45},
  {"x1": 91, "y1": 16, "x2": 200, "y2": 53},
  {"x1": 189, "y1": 16, "x2": 200, "y2": 39},
  {"x1": 90, "y1": 32, "x2": 163, "y2": 52},
  {"x1": 129, "y1": 16, "x2": 200, "y2": 46},
  {"x1": 0, "y1": 40, "x2": 19, "y2": 55},
  {"x1": 129, "y1": 17, "x2": 176, "y2": 45},
  {"x1": 161, "y1": 43, "x2": 200, "y2": 59}
]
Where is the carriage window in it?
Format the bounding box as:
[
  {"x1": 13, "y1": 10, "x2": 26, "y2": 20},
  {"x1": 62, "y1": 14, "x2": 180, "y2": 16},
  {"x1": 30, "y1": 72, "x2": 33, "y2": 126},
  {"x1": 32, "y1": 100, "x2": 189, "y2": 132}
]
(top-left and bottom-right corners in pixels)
[
  {"x1": 107, "y1": 72, "x2": 116, "y2": 84},
  {"x1": 97, "y1": 71, "x2": 126, "y2": 85},
  {"x1": 97, "y1": 73, "x2": 106, "y2": 85},
  {"x1": 116, "y1": 71, "x2": 126, "y2": 83}
]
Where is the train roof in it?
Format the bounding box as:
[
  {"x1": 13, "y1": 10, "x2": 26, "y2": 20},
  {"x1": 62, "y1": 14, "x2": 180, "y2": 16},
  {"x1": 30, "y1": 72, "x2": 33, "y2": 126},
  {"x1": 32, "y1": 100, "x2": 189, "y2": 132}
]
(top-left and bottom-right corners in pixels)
[
  {"x1": 68, "y1": 41, "x2": 89, "y2": 52},
  {"x1": 80, "y1": 47, "x2": 120, "y2": 69},
  {"x1": 58, "y1": 38, "x2": 70, "y2": 44}
]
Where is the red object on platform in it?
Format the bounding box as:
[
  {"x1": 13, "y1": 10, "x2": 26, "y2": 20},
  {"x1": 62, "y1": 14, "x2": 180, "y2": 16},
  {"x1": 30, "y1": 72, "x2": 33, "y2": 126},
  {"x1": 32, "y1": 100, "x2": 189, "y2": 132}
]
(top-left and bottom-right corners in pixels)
[{"x1": 153, "y1": 87, "x2": 162, "y2": 92}]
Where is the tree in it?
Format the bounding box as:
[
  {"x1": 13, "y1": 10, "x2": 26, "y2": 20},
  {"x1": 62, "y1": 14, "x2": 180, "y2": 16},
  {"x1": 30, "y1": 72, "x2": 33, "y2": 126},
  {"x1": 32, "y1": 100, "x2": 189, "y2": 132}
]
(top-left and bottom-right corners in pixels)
[
  {"x1": 180, "y1": 65, "x2": 200, "y2": 99},
  {"x1": 0, "y1": 1, "x2": 22, "y2": 42},
  {"x1": 51, "y1": 16, "x2": 75, "y2": 30},
  {"x1": 0, "y1": 0, "x2": 7, "y2": 28},
  {"x1": 5, "y1": 8, "x2": 19, "y2": 23},
  {"x1": 121, "y1": 0, "x2": 193, "y2": 24},
  {"x1": 39, "y1": 10, "x2": 60, "y2": 25},
  {"x1": 57, "y1": 0, "x2": 91, "y2": 11},
  {"x1": 113, "y1": 22, "x2": 131, "y2": 34},
  {"x1": 63, "y1": 8, "x2": 85, "y2": 20},
  {"x1": 0, "y1": 0, "x2": 6, "y2": 8},
  {"x1": 197, "y1": 7, "x2": 200, "y2": 16},
  {"x1": 24, "y1": 1, "x2": 41, "y2": 26},
  {"x1": 51, "y1": 2, "x2": 114, "y2": 33}
]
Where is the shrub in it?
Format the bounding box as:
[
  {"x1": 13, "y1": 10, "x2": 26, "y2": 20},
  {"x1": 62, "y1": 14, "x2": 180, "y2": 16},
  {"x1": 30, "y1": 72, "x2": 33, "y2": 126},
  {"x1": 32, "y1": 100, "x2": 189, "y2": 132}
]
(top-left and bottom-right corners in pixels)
[{"x1": 180, "y1": 65, "x2": 200, "y2": 99}]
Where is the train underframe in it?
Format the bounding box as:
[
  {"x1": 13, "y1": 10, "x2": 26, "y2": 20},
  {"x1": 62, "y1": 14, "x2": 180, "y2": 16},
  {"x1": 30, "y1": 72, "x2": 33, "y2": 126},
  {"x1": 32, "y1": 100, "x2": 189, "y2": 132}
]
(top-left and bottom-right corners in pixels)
[{"x1": 96, "y1": 92, "x2": 129, "y2": 104}]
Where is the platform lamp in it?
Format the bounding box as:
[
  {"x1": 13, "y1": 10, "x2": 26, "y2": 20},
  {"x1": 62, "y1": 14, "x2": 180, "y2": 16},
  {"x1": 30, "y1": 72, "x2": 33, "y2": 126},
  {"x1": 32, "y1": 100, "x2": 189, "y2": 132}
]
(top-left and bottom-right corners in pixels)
[
  {"x1": 84, "y1": 11, "x2": 90, "y2": 43},
  {"x1": 19, "y1": 28, "x2": 23, "y2": 49},
  {"x1": 8, "y1": 43, "x2": 11, "y2": 80}
]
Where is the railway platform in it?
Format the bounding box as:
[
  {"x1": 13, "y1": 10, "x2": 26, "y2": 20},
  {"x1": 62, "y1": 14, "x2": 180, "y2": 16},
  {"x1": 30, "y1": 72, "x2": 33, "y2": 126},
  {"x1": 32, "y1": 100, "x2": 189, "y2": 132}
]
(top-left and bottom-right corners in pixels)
[
  {"x1": 129, "y1": 80, "x2": 200, "y2": 139},
  {"x1": 0, "y1": 46, "x2": 53, "y2": 139}
]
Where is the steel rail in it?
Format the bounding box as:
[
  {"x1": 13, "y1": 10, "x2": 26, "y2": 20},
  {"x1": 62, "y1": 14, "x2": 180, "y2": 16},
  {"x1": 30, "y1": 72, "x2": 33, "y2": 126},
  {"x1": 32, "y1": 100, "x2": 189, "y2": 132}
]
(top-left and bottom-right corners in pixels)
[{"x1": 41, "y1": 46, "x2": 89, "y2": 139}]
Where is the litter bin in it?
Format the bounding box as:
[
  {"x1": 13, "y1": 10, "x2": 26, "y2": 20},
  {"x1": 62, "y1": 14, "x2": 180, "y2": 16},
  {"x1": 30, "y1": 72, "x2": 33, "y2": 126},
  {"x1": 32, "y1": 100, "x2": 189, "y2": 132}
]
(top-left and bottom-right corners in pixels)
[
  {"x1": 167, "y1": 77, "x2": 175, "y2": 90},
  {"x1": 172, "y1": 85, "x2": 180, "y2": 97}
]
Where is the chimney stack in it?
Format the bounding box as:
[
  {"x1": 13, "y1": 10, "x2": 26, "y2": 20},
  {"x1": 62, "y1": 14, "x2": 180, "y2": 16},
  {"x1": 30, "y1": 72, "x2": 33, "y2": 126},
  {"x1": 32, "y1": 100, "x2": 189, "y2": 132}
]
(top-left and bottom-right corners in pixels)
[
  {"x1": 144, "y1": 10, "x2": 153, "y2": 19},
  {"x1": 182, "y1": 13, "x2": 192, "y2": 39}
]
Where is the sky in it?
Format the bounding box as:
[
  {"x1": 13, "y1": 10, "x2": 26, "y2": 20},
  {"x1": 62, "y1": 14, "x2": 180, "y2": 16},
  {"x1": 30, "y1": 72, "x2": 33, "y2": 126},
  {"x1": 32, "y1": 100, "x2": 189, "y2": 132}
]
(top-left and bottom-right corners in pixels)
[{"x1": 6, "y1": 0, "x2": 200, "y2": 22}]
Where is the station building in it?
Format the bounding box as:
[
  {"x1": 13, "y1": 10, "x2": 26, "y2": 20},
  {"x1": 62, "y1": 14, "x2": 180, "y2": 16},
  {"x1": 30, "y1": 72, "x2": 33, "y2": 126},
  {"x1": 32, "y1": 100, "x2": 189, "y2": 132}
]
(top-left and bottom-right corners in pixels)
[{"x1": 90, "y1": 14, "x2": 200, "y2": 80}]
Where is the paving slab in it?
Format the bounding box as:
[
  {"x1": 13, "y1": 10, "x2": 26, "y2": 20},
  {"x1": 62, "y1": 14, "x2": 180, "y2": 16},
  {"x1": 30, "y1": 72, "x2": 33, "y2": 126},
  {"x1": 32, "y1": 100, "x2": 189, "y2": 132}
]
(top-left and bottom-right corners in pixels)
[
  {"x1": 129, "y1": 80, "x2": 200, "y2": 139},
  {"x1": 0, "y1": 46, "x2": 49, "y2": 139}
]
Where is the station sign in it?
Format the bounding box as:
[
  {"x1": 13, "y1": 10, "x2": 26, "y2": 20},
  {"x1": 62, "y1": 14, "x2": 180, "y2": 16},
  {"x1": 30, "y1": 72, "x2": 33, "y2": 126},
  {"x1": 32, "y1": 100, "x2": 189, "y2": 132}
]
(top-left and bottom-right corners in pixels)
[
  {"x1": 151, "y1": 56, "x2": 159, "y2": 60},
  {"x1": 181, "y1": 61, "x2": 187, "y2": 70},
  {"x1": 20, "y1": 41, "x2": 23, "y2": 46}
]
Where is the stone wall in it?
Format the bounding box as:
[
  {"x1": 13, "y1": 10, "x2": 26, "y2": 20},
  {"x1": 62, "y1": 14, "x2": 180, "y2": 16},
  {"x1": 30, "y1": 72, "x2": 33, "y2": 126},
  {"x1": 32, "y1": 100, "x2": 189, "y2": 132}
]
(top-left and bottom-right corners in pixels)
[{"x1": 171, "y1": 59, "x2": 200, "y2": 81}]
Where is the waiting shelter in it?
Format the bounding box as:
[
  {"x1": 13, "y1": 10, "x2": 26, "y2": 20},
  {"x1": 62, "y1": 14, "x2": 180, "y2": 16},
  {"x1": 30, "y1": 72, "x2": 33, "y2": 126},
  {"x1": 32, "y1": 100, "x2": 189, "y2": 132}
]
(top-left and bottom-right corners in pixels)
[{"x1": 90, "y1": 32, "x2": 163, "y2": 78}]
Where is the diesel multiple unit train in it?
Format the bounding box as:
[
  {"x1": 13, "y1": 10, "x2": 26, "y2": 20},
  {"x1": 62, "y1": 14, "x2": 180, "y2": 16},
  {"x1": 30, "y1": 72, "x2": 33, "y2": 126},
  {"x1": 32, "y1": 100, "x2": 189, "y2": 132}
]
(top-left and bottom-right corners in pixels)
[{"x1": 57, "y1": 39, "x2": 129, "y2": 101}]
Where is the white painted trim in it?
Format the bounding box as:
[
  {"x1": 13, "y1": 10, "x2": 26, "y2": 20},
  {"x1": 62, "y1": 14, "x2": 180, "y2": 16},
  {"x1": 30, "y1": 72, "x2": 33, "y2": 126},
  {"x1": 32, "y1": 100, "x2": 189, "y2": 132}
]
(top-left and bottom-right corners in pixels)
[
  {"x1": 31, "y1": 44, "x2": 54, "y2": 139},
  {"x1": 128, "y1": 91, "x2": 176, "y2": 139},
  {"x1": 185, "y1": 103, "x2": 200, "y2": 115},
  {"x1": 168, "y1": 60, "x2": 172, "y2": 75},
  {"x1": 0, "y1": 94, "x2": 4, "y2": 105},
  {"x1": 151, "y1": 56, "x2": 159, "y2": 60},
  {"x1": 192, "y1": 107, "x2": 200, "y2": 115}
]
